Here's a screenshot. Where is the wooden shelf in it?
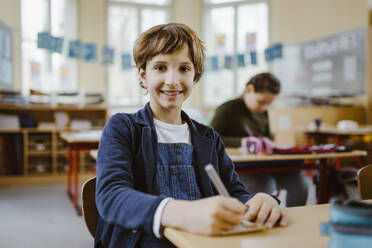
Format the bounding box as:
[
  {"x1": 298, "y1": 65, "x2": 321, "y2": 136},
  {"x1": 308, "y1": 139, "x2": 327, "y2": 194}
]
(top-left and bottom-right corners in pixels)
[
  {"x1": 57, "y1": 150, "x2": 68, "y2": 155},
  {"x1": 28, "y1": 150, "x2": 52, "y2": 156},
  {"x1": 0, "y1": 104, "x2": 107, "y2": 184}
]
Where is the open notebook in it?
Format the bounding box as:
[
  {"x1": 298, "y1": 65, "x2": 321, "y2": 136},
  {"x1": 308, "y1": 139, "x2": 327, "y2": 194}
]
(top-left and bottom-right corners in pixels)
[{"x1": 220, "y1": 219, "x2": 264, "y2": 235}]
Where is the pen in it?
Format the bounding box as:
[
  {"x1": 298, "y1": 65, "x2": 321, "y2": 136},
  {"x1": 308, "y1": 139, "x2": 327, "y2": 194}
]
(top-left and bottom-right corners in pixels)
[
  {"x1": 205, "y1": 164, "x2": 251, "y2": 222},
  {"x1": 205, "y1": 164, "x2": 230, "y2": 197},
  {"x1": 244, "y1": 125, "x2": 254, "y2": 137}
]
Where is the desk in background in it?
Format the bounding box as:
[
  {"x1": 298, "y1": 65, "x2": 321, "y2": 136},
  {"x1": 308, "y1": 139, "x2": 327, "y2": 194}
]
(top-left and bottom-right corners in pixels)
[
  {"x1": 226, "y1": 148, "x2": 367, "y2": 203},
  {"x1": 301, "y1": 126, "x2": 372, "y2": 168},
  {"x1": 60, "y1": 130, "x2": 102, "y2": 215},
  {"x1": 88, "y1": 148, "x2": 366, "y2": 204}
]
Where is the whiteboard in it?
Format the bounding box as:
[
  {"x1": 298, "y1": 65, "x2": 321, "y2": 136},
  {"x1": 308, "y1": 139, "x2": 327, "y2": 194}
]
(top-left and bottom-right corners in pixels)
[{"x1": 272, "y1": 28, "x2": 366, "y2": 97}]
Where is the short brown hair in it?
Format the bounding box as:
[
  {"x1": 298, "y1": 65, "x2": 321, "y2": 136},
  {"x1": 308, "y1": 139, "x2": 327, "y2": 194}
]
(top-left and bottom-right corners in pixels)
[
  {"x1": 133, "y1": 23, "x2": 205, "y2": 88},
  {"x1": 246, "y1": 72, "x2": 281, "y2": 94}
]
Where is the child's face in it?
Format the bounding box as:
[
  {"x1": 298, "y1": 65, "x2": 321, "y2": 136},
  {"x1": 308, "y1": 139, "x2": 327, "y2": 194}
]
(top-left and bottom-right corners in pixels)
[
  {"x1": 139, "y1": 44, "x2": 195, "y2": 114},
  {"x1": 244, "y1": 85, "x2": 276, "y2": 113}
]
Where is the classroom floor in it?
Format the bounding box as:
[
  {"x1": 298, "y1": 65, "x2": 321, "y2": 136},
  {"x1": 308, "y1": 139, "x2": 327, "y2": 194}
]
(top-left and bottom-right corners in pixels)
[{"x1": 0, "y1": 183, "x2": 93, "y2": 248}]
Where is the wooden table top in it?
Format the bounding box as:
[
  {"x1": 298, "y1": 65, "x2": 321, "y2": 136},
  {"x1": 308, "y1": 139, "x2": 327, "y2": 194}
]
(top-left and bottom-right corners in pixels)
[
  {"x1": 297, "y1": 126, "x2": 372, "y2": 135},
  {"x1": 226, "y1": 148, "x2": 367, "y2": 162},
  {"x1": 165, "y1": 200, "x2": 372, "y2": 248},
  {"x1": 90, "y1": 150, "x2": 98, "y2": 160},
  {"x1": 59, "y1": 130, "x2": 102, "y2": 143}
]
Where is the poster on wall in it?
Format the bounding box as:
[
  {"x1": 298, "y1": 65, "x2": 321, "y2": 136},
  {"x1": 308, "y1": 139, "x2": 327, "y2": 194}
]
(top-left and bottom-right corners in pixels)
[{"x1": 0, "y1": 20, "x2": 13, "y2": 90}]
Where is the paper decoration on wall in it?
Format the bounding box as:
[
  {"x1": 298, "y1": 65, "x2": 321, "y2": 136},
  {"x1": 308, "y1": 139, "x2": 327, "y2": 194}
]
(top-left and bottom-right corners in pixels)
[
  {"x1": 237, "y1": 54, "x2": 245, "y2": 67},
  {"x1": 49, "y1": 36, "x2": 64, "y2": 53},
  {"x1": 211, "y1": 56, "x2": 219, "y2": 71},
  {"x1": 224, "y1": 55, "x2": 232, "y2": 69},
  {"x1": 83, "y1": 43, "x2": 97, "y2": 62},
  {"x1": 102, "y1": 46, "x2": 114, "y2": 65},
  {"x1": 37, "y1": 32, "x2": 50, "y2": 49},
  {"x1": 204, "y1": 56, "x2": 219, "y2": 72},
  {"x1": 250, "y1": 51, "x2": 257, "y2": 65},
  {"x1": 216, "y1": 34, "x2": 226, "y2": 55},
  {"x1": 121, "y1": 53, "x2": 132, "y2": 70},
  {"x1": 272, "y1": 44, "x2": 283, "y2": 59},
  {"x1": 264, "y1": 47, "x2": 274, "y2": 62},
  {"x1": 68, "y1": 40, "x2": 83, "y2": 58},
  {"x1": 245, "y1": 32, "x2": 257, "y2": 52},
  {"x1": 37, "y1": 32, "x2": 64, "y2": 53},
  {"x1": 30, "y1": 61, "x2": 41, "y2": 84},
  {"x1": 59, "y1": 65, "x2": 70, "y2": 83}
]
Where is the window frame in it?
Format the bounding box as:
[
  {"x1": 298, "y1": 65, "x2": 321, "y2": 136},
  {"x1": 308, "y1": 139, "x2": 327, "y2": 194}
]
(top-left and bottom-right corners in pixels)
[
  {"x1": 20, "y1": 0, "x2": 78, "y2": 95},
  {"x1": 202, "y1": 0, "x2": 271, "y2": 109},
  {"x1": 106, "y1": 0, "x2": 173, "y2": 108}
]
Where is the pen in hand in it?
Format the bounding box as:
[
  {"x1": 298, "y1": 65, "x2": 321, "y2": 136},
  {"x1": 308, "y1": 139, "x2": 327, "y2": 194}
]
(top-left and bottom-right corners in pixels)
[
  {"x1": 204, "y1": 164, "x2": 256, "y2": 228},
  {"x1": 244, "y1": 125, "x2": 254, "y2": 137},
  {"x1": 205, "y1": 164, "x2": 230, "y2": 197}
]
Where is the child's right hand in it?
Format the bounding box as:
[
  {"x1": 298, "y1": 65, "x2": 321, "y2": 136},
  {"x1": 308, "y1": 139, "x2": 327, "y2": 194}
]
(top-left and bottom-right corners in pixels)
[{"x1": 161, "y1": 196, "x2": 246, "y2": 235}]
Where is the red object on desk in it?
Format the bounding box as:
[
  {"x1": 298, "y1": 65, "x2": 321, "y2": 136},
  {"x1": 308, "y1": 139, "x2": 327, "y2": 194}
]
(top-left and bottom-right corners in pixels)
[{"x1": 273, "y1": 146, "x2": 312, "y2": 154}]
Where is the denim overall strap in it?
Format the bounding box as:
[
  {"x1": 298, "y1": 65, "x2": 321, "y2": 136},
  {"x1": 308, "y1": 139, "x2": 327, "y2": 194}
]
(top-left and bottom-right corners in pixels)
[{"x1": 156, "y1": 143, "x2": 201, "y2": 200}]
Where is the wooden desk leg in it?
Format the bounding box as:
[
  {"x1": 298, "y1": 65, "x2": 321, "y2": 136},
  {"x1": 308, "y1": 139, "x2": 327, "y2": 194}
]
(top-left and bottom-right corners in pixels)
[
  {"x1": 67, "y1": 143, "x2": 72, "y2": 200},
  {"x1": 319, "y1": 158, "x2": 329, "y2": 204},
  {"x1": 73, "y1": 147, "x2": 82, "y2": 215}
]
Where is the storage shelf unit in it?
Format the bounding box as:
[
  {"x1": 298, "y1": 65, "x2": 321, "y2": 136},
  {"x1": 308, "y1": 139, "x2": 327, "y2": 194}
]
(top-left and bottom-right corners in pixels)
[{"x1": 0, "y1": 105, "x2": 107, "y2": 184}]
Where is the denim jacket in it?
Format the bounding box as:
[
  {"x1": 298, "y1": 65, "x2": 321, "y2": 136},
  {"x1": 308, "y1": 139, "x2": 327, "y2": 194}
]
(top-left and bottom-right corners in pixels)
[{"x1": 95, "y1": 103, "x2": 255, "y2": 248}]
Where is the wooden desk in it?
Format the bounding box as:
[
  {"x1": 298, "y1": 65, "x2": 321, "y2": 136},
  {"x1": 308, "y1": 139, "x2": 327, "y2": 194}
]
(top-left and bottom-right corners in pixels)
[
  {"x1": 164, "y1": 203, "x2": 330, "y2": 248},
  {"x1": 165, "y1": 199, "x2": 372, "y2": 248},
  {"x1": 226, "y1": 148, "x2": 367, "y2": 203},
  {"x1": 60, "y1": 130, "x2": 102, "y2": 215}
]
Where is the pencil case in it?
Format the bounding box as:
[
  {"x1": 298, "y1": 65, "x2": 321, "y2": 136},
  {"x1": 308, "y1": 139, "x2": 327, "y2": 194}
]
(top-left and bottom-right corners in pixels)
[
  {"x1": 245, "y1": 136, "x2": 272, "y2": 154},
  {"x1": 320, "y1": 197, "x2": 372, "y2": 248}
]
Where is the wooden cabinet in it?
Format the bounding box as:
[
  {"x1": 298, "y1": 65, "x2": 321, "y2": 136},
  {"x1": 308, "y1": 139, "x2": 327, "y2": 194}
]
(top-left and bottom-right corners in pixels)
[{"x1": 0, "y1": 105, "x2": 107, "y2": 184}]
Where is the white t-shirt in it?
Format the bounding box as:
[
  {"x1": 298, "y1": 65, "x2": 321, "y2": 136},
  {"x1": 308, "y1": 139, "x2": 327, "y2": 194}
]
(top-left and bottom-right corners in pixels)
[
  {"x1": 153, "y1": 118, "x2": 191, "y2": 144},
  {"x1": 152, "y1": 118, "x2": 191, "y2": 238}
]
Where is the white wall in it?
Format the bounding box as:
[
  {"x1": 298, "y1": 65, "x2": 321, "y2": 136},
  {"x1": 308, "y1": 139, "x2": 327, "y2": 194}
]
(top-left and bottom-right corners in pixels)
[
  {"x1": 270, "y1": 0, "x2": 368, "y2": 44},
  {"x1": 77, "y1": 0, "x2": 107, "y2": 93}
]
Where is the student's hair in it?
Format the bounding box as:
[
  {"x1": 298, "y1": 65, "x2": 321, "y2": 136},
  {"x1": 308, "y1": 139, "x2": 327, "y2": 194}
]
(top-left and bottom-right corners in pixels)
[
  {"x1": 246, "y1": 72, "x2": 281, "y2": 94},
  {"x1": 133, "y1": 23, "x2": 205, "y2": 88}
]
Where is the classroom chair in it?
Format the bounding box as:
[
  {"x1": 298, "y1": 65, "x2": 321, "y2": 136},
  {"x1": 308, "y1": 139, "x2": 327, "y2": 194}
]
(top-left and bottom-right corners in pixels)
[
  {"x1": 81, "y1": 176, "x2": 98, "y2": 238},
  {"x1": 357, "y1": 164, "x2": 372, "y2": 200}
]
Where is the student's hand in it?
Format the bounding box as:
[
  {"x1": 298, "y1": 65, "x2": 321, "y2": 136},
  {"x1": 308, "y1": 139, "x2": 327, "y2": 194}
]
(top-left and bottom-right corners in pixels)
[
  {"x1": 241, "y1": 137, "x2": 250, "y2": 148},
  {"x1": 161, "y1": 196, "x2": 246, "y2": 235},
  {"x1": 244, "y1": 193, "x2": 287, "y2": 228}
]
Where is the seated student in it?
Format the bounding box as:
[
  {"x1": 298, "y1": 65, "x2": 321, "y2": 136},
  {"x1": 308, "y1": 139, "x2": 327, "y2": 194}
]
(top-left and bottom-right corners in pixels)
[
  {"x1": 210, "y1": 72, "x2": 308, "y2": 207},
  {"x1": 95, "y1": 24, "x2": 287, "y2": 248}
]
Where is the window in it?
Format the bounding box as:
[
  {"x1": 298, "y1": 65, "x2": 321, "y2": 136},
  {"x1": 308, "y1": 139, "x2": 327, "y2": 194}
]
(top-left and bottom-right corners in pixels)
[
  {"x1": 203, "y1": 0, "x2": 269, "y2": 107},
  {"x1": 107, "y1": 0, "x2": 171, "y2": 107},
  {"x1": 21, "y1": 0, "x2": 78, "y2": 94}
]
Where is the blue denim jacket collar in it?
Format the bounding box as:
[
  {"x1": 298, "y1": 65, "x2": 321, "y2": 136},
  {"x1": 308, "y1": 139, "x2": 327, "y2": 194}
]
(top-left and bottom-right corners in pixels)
[{"x1": 135, "y1": 103, "x2": 215, "y2": 197}]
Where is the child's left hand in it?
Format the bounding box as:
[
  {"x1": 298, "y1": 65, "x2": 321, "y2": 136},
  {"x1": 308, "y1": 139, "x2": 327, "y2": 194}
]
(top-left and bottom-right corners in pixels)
[{"x1": 244, "y1": 193, "x2": 287, "y2": 228}]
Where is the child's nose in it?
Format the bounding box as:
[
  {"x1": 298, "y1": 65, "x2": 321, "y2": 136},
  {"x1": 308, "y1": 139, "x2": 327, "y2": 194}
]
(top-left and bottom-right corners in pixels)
[{"x1": 164, "y1": 70, "x2": 180, "y2": 85}]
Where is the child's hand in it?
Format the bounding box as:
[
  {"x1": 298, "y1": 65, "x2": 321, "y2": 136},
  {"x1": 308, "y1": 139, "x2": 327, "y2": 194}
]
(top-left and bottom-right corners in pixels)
[
  {"x1": 244, "y1": 193, "x2": 287, "y2": 228},
  {"x1": 162, "y1": 196, "x2": 246, "y2": 235}
]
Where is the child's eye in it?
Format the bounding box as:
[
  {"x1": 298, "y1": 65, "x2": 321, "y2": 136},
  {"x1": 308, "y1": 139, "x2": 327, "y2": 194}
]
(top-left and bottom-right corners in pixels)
[
  {"x1": 180, "y1": 66, "x2": 191, "y2": 72},
  {"x1": 154, "y1": 65, "x2": 166, "y2": 71}
]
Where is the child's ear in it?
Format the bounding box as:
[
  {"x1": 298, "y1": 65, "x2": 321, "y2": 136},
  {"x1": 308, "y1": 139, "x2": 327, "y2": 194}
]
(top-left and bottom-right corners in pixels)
[
  {"x1": 139, "y1": 68, "x2": 146, "y2": 86},
  {"x1": 246, "y1": 84, "x2": 254, "y2": 93}
]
